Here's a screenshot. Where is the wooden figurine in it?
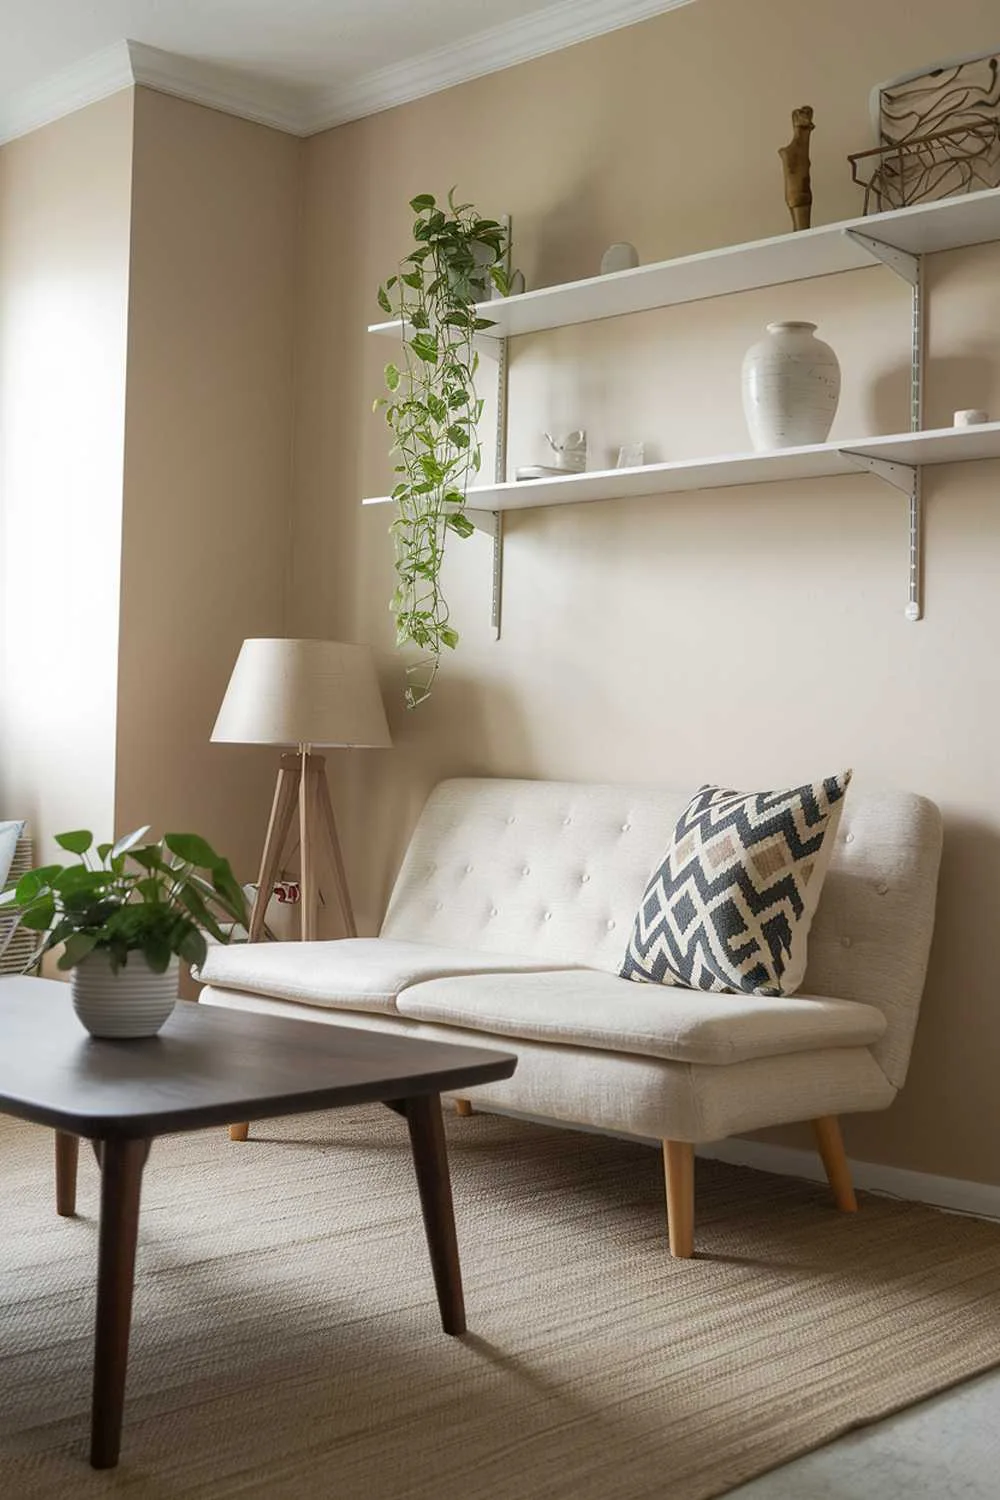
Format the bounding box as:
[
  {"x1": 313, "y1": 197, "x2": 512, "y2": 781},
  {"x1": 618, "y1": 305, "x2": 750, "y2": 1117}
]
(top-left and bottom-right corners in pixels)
[{"x1": 780, "y1": 106, "x2": 814, "y2": 230}]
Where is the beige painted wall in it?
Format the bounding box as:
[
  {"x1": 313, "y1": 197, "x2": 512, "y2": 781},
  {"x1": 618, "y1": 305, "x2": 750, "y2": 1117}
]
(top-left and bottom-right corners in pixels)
[
  {"x1": 0, "y1": 91, "x2": 134, "y2": 859},
  {"x1": 291, "y1": 0, "x2": 1000, "y2": 1184},
  {"x1": 117, "y1": 89, "x2": 301, "y2": 877}
]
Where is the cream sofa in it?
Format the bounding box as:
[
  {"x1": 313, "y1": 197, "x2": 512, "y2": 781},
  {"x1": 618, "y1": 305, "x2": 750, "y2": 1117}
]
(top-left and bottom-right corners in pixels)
[{"x1": 200, "y1": 777, "x2": 943, "y2": 1256}]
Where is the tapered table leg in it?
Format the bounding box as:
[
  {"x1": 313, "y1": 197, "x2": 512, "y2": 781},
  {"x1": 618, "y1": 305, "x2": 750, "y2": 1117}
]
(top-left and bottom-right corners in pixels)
[
  {"x1": 402, "y1": 1094, "x2": 466, "y2": 1335},
  {"x1": 55, "y1": 1131, "x2": 79, "y2": 1217},
  {"x1": 90, "y1": 1136, "x2": 150, "y2": 1469}
]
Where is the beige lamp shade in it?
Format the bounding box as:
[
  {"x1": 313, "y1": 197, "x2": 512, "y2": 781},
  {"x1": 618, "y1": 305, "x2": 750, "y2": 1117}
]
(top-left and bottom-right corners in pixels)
[{"x1": 211, "y1": 639, "x2": 392, "y2": 749}]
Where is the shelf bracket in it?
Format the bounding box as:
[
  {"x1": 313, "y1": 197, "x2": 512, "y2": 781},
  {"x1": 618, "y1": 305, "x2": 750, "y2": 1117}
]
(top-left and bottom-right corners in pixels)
[
  {"x1": 479, "y1": 255, "x2": 510, "y2": 639},
  {"x1": 844, "y1": 228, "x2": 925, "y2": 433},
  {"x1": 466, "y1": 509, "x2": 503, "y2": 636},
  {"x1": 843, "y1": 228, "x2": 920, "y2": 287},
  {"x1": 841, "y1": 450, "x2": 922, "y2": 621}
]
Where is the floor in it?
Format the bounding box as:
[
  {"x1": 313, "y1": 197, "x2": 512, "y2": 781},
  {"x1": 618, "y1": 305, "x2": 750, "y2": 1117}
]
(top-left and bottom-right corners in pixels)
[
  {"x1": 4, "y1": 1098, "x2": 998, "y2": 1497},
  {"x1": 729, "y1": 1366, "x2": 1000, "y2": 1498}
]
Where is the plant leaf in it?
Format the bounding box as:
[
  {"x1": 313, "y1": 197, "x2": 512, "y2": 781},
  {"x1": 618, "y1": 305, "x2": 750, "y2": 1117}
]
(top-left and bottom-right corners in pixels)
[
  {"x1": 14, "y1": 872, "x2": 42, "y2": 904},
  {"x1": 143, "y1": 937, "x2": 173, "y2": 974},
  {"x1": 52, "y1": 867, "x2": 114, "y2": 893},
  {"x1": 178, "y1": 926, "x2": 208, "y2": 968},
  {"x1": 55, "y1": 830, "x2": 93, "y2": 856},
  {"x1": 56, "y1": 931, "x2": 99, "y2": 970},
  {"x1": 112, "y1": 826, "x2": 150, "y2": 860},
  {"x1": 129, "y1": 846, "x2": 167, "y2": 871},
  {"x1": 20, "y1": 895, "x2": 56, "y2": 932},
  {"x1": 163, "y1": 833, "x2": 220, "y2": 869},
  {"x1": 210, "y1": 860, "x2": 248, "y2": 921},
  {"x1": 176, "y1": 883, "x2": 229, "y2": 944}
]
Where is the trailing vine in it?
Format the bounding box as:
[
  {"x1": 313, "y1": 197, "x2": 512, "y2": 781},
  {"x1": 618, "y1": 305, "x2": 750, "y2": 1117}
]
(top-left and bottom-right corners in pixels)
[{"x1": 376, "y1": 191, "x2": 509, "y2": 707}]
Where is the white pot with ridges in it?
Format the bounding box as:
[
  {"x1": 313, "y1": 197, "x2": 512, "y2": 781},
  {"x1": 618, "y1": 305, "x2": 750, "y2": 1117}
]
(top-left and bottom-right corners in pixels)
[{"x1": 71, "y1": 951, "x2": 179, "y2": 1039}]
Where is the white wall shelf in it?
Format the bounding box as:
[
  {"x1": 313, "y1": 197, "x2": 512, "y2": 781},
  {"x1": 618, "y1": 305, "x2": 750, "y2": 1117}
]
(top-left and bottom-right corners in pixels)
[
  {"x1": 367, "y1": 188, "x2": 1000, "y2": 631},
  {"x1": 362, "y1": 421, "x2": 1000, "y2": 512},
  {"x1": 369, "y1": 186, "x2": 1000, "y2": 341}
]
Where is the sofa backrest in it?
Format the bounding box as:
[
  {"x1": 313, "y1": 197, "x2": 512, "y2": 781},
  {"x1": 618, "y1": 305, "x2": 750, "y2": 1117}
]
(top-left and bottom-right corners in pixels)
[{"x1": 381, "y1": 778, "x2": 942, "y2": 1089}]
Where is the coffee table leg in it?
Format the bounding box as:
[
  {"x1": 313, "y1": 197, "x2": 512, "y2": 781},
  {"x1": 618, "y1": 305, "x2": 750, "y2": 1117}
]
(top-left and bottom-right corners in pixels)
[
  {"x1": 55, "y1": 1131, "x2": 79, "y2": 1217},
  {"x1": 90, "y1": 1137, "x2": 150, "y2": 1469},
  {"x1": 401, "y1": 1093, "x2": 466, "y2": 1336}
]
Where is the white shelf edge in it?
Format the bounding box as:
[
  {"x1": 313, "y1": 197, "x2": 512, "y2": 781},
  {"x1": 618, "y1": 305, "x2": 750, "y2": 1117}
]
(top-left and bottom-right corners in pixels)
[
  {"x1": 361, "y1": 422, "x2": 1000, "y2": 511},
  {"x1": 368, "y1": 187, "x2": 1000, "y2": 340}
]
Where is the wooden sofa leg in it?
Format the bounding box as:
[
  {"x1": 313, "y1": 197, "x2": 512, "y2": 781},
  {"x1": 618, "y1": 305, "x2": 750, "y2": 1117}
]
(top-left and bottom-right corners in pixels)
[
  {"x1": 662, "y1": 1141, "x2": 695, "y2": 1258},
  {"x1": 813, "y1": 1115, "x2": 858, "y2": 1212},
  {"x1": 454, "y1": 1099, "x2": 474, "y2": 1117},
  {"x1": 229, "y1": 1123, "x2": 250, "y2": 1142}
]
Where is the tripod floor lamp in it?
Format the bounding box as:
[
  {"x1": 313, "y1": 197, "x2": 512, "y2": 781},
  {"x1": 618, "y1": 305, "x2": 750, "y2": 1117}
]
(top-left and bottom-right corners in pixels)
[{"x1": 212, "y1": 639, "x2": 392, "y2": 945}]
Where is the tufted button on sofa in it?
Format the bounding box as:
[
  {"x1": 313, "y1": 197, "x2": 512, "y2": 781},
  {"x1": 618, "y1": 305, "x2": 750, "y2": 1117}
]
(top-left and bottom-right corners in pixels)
[{"x1": 200, "y1": 778, "x2": 943, "y2": 1258}]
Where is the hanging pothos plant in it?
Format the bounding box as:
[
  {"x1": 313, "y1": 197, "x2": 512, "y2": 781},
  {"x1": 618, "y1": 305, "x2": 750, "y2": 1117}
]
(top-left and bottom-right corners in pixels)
[{"x1": 376, "y1": 191, "x2": 509, "y2": 707}]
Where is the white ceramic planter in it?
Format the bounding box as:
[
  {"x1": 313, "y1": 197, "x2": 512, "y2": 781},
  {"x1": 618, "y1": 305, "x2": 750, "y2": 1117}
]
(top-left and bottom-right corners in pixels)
[
  {"x1": 741, "y1": 320, "x2": 841, "y2": 451},
  {"x1": 71, "y1": 951, "x2": 178, "y2": 1039}
]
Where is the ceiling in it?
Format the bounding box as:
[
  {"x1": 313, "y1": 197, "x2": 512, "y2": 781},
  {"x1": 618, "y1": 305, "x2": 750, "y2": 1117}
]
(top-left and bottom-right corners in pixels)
[{"x1": 0, "y1": 0, "x2": 693, "y2": 142}]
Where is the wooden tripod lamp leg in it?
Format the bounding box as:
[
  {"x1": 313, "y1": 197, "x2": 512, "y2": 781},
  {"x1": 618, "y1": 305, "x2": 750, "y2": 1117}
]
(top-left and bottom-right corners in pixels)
[
  {"x1": 248, "y1": 759, "x2": 300, "y2": 942},
  {"x1": 315, "y1": 762, "x2": 358, "y2": 938},
  {"x1": 299, "y1": 753, "x2": 321, "y2": 942},
  {"x1": 230, "y1": 756, "x2": 299, "y2": 1144}
]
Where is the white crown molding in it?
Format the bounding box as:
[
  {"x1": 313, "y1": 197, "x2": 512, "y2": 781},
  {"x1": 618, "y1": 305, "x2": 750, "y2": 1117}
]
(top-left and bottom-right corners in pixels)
[
  {"x1": 126, "y1": 42, "x2": 312, "y2": 136},
  {"x1": 0, "y1": 0, "x2": 697, "y2": 147},
  {"x1": 307, "y1": 0, "x2": 697, "y2": 132},
  {"x1": 0, "y1": 40, "x2": 134, "y2": 145},
  {"x1": 0, "y1": 39, "x2": 313, "y2": 147}
]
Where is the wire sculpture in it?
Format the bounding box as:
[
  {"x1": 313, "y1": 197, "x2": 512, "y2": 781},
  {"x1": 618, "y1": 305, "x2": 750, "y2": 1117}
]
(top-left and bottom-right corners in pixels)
[{"x1": 849, "y1": 54, "x2": 1000, "y2": 213}]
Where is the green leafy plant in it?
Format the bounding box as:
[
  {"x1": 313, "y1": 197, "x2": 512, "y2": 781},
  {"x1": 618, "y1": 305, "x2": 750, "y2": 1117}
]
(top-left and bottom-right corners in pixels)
[
  {"x1": 376, "y1": 190, "x2": 509, "y2": 707},
  {"x1": 0, "y1": 827, "x2": 248, "y2": 975}
]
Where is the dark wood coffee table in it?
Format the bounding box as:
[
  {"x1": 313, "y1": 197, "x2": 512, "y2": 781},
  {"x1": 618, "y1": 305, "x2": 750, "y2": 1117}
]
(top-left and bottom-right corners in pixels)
[{"x1": 0, "y1": 978, "x2": 515, "y2": 1469}]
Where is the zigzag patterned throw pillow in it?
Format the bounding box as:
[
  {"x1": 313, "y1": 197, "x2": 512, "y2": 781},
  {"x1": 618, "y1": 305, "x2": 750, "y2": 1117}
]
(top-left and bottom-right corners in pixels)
[{"x1": 620, "y1": 772, "x2": 852, "y2": 997}]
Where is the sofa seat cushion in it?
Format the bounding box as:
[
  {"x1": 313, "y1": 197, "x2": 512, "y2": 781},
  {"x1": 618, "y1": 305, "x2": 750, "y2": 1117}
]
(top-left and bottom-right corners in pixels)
[
  {"x1": 198, "y1": 938, "x2": 575, "y2": 1015},
  {"x1": 395, "y1": 968, "x2": 887, "y2": 1065}
]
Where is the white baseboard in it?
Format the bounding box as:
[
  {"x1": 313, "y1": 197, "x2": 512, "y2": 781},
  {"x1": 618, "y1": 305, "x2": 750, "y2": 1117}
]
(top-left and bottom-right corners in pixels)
[
  {"x1": 697, "y1": 1138, "x2": 1000, "y2": 1223},
  {"x1": 454, "y1": 1102, "x2": 1000, "y2": 1224}
]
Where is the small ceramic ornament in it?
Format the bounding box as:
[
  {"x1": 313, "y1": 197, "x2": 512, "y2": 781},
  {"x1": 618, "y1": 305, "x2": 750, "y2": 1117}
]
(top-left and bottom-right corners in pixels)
[
  {"x1": 544, "y1": 431, "x2": 587, "y2": 472},
  {"x1": 616, "y1": 443, "x2": 645, "y2": 468},
  {"x1": 954, "y1": 409, "x2": 989, "y2": 426},
  {"x1": 600, "y1": 243, "x2": 640, "y2": 275},
  {"x1": 515, "y1": 465, "x2": 565, "y2": 481}
]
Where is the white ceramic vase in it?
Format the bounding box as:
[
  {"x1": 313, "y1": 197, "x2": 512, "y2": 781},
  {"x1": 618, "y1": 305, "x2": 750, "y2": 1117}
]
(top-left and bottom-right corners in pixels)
[
  {"x1": 741, "y1": 321, "x2": 841, "y2": 451},
  {"x1": 71, "y1": 951, "x2": 179, "y2": 1039}
]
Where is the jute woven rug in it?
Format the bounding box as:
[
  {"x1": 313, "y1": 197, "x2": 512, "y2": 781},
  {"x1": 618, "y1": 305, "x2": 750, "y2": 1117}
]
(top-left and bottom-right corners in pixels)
[{"x1": 2, "y1": 1105, "x2": 1000, "y2": 1499}]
